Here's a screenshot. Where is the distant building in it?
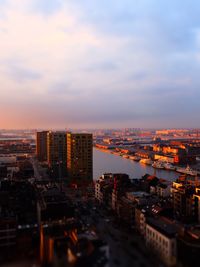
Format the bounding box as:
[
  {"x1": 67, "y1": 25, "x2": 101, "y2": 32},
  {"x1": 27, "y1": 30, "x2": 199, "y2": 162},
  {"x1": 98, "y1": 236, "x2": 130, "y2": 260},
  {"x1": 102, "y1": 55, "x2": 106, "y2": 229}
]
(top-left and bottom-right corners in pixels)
[
  {"x1": 67, "y1": 133, "x2": 93, "y2": 184},
  {"x1": 153, "y1": 144, "x2": 197, "y2": 164},
  {"x1": 47, "y1": 131, "x2": 67, "y2": 178},
  {"x1": 36, "y1": 131, "x2": 48, "y2": 162}
]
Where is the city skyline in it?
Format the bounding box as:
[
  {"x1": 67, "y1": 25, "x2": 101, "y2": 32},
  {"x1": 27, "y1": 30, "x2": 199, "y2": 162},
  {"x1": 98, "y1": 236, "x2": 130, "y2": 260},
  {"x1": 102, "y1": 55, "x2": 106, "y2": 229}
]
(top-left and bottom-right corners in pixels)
[{"x1": 0, "y1": 0, "x2": 200, "y2": 129}]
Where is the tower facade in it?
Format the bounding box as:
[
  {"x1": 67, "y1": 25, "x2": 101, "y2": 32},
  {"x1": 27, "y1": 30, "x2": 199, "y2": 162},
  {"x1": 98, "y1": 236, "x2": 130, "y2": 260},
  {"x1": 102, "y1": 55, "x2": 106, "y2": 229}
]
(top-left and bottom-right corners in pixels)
[
  {"x1": 67, "y1": 133, "x2": 93, "y2": 184},
  {"x1": 47, "y1": 131, "x2": 67, "y2": 178},
  {"x1": 36, "y1": 131, "x2": 48, "y2": 162}
]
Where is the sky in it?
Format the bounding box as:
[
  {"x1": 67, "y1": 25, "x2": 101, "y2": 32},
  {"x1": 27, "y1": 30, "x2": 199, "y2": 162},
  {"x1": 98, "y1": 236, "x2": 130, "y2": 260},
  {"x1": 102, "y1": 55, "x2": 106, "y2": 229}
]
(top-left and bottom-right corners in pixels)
[{"x1": 0, "y1": 0, "x2": 200, "y2": 129}]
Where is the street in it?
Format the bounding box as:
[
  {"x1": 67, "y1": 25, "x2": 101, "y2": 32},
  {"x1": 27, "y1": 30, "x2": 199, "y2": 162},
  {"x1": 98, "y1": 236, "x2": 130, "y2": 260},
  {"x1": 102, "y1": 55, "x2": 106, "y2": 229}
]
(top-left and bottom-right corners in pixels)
[
  {"x1": 30, "y1": 157, "x2": 48, "y2": 181},
  {"x1": 77, "y1": 202, "x2": 158, "y2": 267}
]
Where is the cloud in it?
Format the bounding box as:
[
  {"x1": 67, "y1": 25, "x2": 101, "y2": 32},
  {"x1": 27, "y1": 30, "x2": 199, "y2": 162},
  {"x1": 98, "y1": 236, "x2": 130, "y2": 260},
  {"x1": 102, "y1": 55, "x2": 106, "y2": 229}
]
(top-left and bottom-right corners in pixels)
[
  {"x1": 31, "y1": 0, "x2": 63, "y2": 16},
  {"x1": 0, "y1": 0, "x2": 200, "y2": 128},
  {"x1": 5, "y1": 63, "x2": 42, "y2": 82},
  {"x1": 47, "y1": 82, "x2": 81, "y2": 96},
  {"x1": 85, "y1": 61, "x2": 118, "y2": 72}
]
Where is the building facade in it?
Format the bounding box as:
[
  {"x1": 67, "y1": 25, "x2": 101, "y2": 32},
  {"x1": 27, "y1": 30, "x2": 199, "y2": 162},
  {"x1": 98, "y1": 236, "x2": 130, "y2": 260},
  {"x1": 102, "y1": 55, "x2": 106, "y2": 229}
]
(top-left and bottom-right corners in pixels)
[
  {"x1": 36, "y1": 131, "x2": 48, "y2": 161},
  {"x1": 47, "y1": 131, "x2": 67, "y2": 179},
  {"x1": 171, "y1": 182, "x2": 196, "y2": 222},
  {"x1": 67, "y1": 133, "x2": 93, "y2": 184},
  {"x1": 145, "y1": 218, "x2": 177, "y2": 266}
]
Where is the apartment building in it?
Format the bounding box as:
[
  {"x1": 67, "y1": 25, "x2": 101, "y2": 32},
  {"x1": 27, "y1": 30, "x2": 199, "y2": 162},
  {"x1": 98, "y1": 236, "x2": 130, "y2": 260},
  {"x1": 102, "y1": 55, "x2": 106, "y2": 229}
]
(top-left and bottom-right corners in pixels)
[{"x1": 67, "y1": 133, "x2": 93, "y2": 184}]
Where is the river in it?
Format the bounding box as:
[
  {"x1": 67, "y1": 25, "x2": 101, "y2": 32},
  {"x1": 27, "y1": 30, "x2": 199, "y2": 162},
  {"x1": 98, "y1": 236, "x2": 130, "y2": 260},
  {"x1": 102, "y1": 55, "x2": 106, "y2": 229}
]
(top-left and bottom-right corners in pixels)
[{"x1": 93, "y1": 148, "x2": 180, "y2": 181}]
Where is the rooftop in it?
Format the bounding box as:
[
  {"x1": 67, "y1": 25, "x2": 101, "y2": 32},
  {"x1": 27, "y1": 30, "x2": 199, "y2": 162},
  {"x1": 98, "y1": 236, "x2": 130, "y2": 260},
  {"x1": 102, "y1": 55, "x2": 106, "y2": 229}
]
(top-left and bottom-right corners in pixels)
[
  {"x1": 146, "y1": 217, "x2": 177, "y2": 238},
  {"x1": 127, "y1": 191, "x2": 150, "y2": 198}
]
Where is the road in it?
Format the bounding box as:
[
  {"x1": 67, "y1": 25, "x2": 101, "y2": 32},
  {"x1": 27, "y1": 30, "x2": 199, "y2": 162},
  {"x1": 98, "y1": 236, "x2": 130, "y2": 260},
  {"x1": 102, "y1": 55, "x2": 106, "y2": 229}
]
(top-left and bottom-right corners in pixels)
[
  {"x1": 78, "y1": 203, "x2": 158, "y2": 267},
  {"x1": 30, "y1": 157, "x2": 41, "y2": 180},
  {"x1": 30, "y1": 157, "x2": 48, "y2": 181}
]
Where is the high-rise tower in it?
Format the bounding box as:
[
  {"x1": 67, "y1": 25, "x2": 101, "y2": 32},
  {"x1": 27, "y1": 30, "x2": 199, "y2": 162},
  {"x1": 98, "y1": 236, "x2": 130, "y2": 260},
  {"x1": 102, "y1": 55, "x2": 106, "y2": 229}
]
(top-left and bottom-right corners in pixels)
[
  {"x1": 47, "y1": 131, "x2": 67, "y2": 178},
  {"x1": 67, "y1": 133, "x2": 93, "y2": 184},
  {"x1": 36, "y1": 131, "x2": 48, "y2": 162}
]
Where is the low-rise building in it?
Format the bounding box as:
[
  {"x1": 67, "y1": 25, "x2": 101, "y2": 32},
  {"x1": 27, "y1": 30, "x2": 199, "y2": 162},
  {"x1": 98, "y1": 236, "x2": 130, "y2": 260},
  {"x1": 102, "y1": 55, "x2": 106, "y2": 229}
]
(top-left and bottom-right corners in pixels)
[
  {"x1": 112, "y1": 189, "x2": 122, "y2": 210},
  {"x1": 156, "y1": 181, "x2": 172, "y2": 198},
  {"x1": 95, "y1": 174, "x2": 114, "y2": 207},
  {"x1": 140, "y1": 174, "x2": 159, "y2": 192},
  {"x1": 116, "y1": 196, "x2": 135, "y2": 225},
  {"x1": 171, "y1": 181, "x2": 196, "y2": 222},
  {"x1": 111, "y1": 173, "x2": 131, "y2": 210},
  {"x1": 0, "y1": 217, "x2": 17, "y2": 249},
  {"x1": 37, "y1": 186, "x2": 74, "y2": 225},
  {"x1": 193, "y1": 187, "x2": 200, "y2": 223},
  {"x1": 135, "y1": 203, "x2": 171, "y2": 237},
  {"x1": 40, "y1": 222, "x2": 109, "y2": 267},
  {"x1": 145, "y1": 217, "x2": 177, "y2": 266},
  {"x1": 177, "y1": 226, "x2": 200, "y2": 267},
  {"x1": 135, "y1": 206, "x2": 147, "y2": 236},
  {"x1": 126, "y1": 191, "x2": 151, "y2": 205}
]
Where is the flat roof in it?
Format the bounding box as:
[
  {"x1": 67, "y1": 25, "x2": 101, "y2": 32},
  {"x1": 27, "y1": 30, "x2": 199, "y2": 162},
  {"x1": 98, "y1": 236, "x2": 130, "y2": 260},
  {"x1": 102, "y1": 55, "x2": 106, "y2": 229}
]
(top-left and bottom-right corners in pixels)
[
  {"x1": 146, "y1": 217, "x2": 177, "y2": 238},
  {"x1": 127, "y1": 191, "x2": 150, "y2": 197}
]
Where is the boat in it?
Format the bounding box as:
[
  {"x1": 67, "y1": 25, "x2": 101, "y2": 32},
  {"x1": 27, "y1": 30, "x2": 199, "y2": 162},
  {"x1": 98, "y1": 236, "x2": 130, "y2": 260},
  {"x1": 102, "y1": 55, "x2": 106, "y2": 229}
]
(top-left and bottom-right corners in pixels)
[
  {"x1": 122, "y1": 154, "x2": 129, "y2": 159},
  {"x1": 129, "y1": 156, "x2": 141, "y2": 161},
  {"x1": 152, "y1": 161, "x2": 164, "y2": 169},
  {"x1": 164, "y1": 162, "x2": 176, "y2": 171},
  {"x1": 140, "y1": 158, "x2": 153, "y2": 165},
  {"x1": 176, "y1": 165, "x2": 198, "y2": 176}
]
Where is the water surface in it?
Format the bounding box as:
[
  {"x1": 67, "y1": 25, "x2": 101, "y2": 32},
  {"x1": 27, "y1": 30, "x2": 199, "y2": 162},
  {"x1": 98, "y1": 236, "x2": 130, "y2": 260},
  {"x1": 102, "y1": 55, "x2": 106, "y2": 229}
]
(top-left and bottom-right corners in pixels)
[{"x1": 93, "y1": 148, "x2": 179, "y2": 181}]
